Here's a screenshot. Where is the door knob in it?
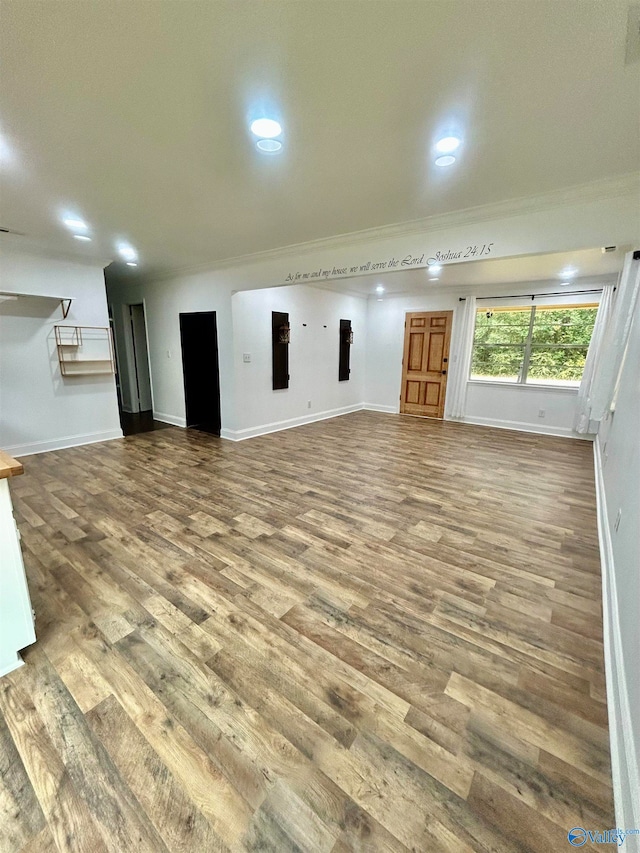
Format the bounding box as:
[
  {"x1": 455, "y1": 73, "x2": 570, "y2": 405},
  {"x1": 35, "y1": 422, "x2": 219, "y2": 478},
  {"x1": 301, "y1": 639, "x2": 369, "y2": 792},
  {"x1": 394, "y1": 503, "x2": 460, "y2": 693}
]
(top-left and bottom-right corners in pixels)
[{"x1": 442, "y1": 370, "x2": 447, "y2": 375}]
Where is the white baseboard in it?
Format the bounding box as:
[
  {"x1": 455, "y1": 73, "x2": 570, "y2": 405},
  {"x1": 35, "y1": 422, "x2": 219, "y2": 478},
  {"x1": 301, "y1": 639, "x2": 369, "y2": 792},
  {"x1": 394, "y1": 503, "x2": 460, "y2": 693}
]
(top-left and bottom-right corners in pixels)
[
  {"x1": 7, "y1": 428, "x2": 124, "y2": 458},
  {"x1": 152, "y1": 411, "x2": 187, "y2": 428},
  {"x1": 222, "y1": 403, "x2": 365, "y2": 441},
  {"x1": 0, "y1": 654, "x2": 25, "y2": 679},
  {"x1": 363, "y1": 403, "x2": 400, "y2": 414},
  {"x1": 457, "y1": 415, "x2": 593, "y2": 440},
  {"x1": 360, "y1": 408, "x2": 594, "y2": 440},
  {"x1": 594, "y1": 437, "x2": 640, "y2": 842}
]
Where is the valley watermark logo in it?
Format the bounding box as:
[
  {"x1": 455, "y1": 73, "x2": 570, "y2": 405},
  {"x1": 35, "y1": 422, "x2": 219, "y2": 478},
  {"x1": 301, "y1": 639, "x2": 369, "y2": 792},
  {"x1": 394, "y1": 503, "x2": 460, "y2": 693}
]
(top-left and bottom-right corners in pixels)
[{"x1": 567, "y1": 826, "x2": 640, "y2": 847}]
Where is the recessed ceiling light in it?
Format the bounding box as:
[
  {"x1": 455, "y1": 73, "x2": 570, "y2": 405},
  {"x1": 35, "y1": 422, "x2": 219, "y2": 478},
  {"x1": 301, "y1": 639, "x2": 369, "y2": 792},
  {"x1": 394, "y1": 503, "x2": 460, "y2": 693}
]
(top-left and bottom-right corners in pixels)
[
  {"x1": 559, "y1": 266, "x2": 578, "y2": 278},
  {"x1": 256, "y1": 139, "x2": 282, "y2": 152},
  {"x1": 0, "y1": 131, "x2": 17, "y2": 167},
  {"x1": 560, "y1": 281, "x2": 571, "y2": 286},
  {"x1": 250, "y1": 118, "x2": 282, "y2": 139},
  {"x1": 429, "y1": 264, "x2": 442, "y2": 273},
  {"x1": 126, "y1": 262, "x2": 138, "y2": 267},
  {"x1": 117, "y1": 243, "x2": 138, "y2": 263},
  {"x1": 63, "y1": 217, "x2": 88, "y2": 231},
  {"x1": 435, "y1": 136, "x2": 461, "y2": 154},
  {"x1": 429, "y1": 277, "x2": 440, "y2": 281},
  {"x1": 376, "y1": 285, "x2": 385, "y2": 293},
  {"x1": 73, "y1": 234, "x2": 92, "y2": 242},
  {"x1": 435, "y1": 155, "x2": 456, "y2": 167},
  {"x1": 377, "y1": 298, "x2": 383, "y2": 302}
]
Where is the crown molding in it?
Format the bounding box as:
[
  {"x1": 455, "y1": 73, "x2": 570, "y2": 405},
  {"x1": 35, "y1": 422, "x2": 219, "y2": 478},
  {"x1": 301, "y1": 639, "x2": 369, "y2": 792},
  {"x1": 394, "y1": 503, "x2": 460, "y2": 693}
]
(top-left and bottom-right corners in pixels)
[{"x1": 144, "y1": 172, "x2": 640, "y2": 283}]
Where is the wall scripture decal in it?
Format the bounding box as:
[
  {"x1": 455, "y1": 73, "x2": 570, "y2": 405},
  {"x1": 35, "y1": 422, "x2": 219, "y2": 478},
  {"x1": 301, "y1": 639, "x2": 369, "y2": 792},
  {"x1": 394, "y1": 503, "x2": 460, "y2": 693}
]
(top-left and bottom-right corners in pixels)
[{"x1": 283, "y1": 243, "x2": 495, "y2": 284}]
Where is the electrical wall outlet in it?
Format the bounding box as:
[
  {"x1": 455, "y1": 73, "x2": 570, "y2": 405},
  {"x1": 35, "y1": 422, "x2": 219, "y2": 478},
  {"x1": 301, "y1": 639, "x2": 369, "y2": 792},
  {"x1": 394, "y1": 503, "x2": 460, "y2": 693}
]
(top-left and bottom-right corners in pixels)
[
  {"x1": 538, "y1": 409, "x2": 545, "y2": 418},
  {"x1": 166, "y1": 350, "x2": 171, "y2": 359},
  {"x1": 307, "y1": 400, "x2": 311, "y2": 409},
  {"x1": 243, "y1": 352, "x2": 251, "y2": 363}
]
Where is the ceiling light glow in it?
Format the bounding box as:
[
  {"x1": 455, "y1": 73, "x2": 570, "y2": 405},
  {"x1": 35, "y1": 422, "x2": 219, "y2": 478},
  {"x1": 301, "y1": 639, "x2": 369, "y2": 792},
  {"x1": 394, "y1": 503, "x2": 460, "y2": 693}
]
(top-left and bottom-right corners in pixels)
[
  {"x1": 126, "y1": 262, "x2": 138, "y2": 267},
  {"x1": 435, "y1": 136, "x2": 461, "y2": 154},
  {"x1": 117, "y1": 243, "x2": 138, "y2": 262},
  {"x1": 63, "y1": 217, "x2": 88, "y2": 231},
  {"x1": 250, "y1": 118, "x2": 282, "y2": 139},
  {"x1": 560, "y1": 281, "x2": 571, "y2": 287},
  {"x1": 256, "y1": 139, "x2": 282, "y2": 152},
  {"x1": 376, "y1": 285, "x2": 385, "y2": 293},
  {"x1": 435, "y1": 155, "x2": 456, "y2": 167},
  {"x1": 0, "y1": 131, "x2": 17, "y2": 167},
  {"x1": 559, "y1": 266, "x2": 578, "y2": 279},
  {"x1": 73, "y1": 235, "x2": 92, "y2": 242},
  {"x1": 429, "y1": 264, "x2": 442, "y2": 273}
]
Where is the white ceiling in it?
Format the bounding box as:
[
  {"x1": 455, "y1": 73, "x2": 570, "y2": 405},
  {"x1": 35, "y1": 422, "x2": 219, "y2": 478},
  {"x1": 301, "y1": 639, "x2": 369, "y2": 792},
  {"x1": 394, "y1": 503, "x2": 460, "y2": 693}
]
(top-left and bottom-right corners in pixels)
[
  {"x1": 1, "y1": 1, "x2": 638, "y2": 275},
  {"x1": 311, "y1": 247, "x2": 624, "y2": 297}
]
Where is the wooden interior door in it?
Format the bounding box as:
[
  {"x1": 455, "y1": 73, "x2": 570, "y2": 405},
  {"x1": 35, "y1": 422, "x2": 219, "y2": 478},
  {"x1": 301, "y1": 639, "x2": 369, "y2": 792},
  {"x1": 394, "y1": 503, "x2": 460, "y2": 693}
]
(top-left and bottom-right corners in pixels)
[{"x1": 400, "y1": 311, "x2": 453, "y2": 419}]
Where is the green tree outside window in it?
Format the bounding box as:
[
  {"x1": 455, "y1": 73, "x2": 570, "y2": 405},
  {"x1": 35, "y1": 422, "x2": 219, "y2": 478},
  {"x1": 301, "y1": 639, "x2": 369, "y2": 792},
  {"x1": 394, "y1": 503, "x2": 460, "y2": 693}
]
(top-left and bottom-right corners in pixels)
[{"x1": 470, "y1": 305, "x2": 598, "y2": 385}]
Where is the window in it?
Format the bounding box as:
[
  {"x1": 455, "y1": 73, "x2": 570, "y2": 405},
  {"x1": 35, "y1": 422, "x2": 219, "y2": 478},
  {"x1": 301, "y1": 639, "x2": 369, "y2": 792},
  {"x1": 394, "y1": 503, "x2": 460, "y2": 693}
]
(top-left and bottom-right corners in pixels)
[{"x1": 470, "y1": 304, "x2": 598, "y2": 386}]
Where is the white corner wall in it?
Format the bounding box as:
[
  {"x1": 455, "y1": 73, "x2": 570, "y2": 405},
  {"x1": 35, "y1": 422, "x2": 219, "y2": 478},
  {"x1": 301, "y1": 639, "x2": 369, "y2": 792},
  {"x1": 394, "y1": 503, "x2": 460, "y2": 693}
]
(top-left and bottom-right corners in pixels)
[
  {"x1": 106, "y1": 270, "x2": 237, "y2": 431},
  {"x1": 464, "y1": 383, "x2": 581, "y2": 437},
  {"x1": 365, "y1": 283, "x2": 603, "y2": 438},
  {"x1": 230, "y1": 285, "x2": 366, "y2": 439},
  {"x1": 0, "y1": 252, "x2": 122, "y2": 456},
  {"x1": 594, "y1": 282, "x2": 640, "y2": 835}
]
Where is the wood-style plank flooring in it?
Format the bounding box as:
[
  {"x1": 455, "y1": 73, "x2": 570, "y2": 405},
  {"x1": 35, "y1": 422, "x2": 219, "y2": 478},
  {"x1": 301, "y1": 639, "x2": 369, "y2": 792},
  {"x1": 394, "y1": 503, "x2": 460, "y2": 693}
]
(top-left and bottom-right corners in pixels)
[{"x1": 1, "y1": 412, "x2": 613, "y2": 852}]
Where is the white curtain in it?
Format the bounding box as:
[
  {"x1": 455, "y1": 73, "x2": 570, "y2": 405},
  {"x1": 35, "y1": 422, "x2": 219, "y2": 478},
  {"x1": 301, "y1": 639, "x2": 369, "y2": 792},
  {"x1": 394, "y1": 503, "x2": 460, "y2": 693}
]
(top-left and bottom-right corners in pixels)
[
  {"x1": 578, "y1": 251, "x2": 640, "y2": 433},
  {"x1": 447, "y1": 296, "x2": 476, "y2": 418},
  {"x1": 573, "y1": 285, "x2": 615, "y2": 434}
]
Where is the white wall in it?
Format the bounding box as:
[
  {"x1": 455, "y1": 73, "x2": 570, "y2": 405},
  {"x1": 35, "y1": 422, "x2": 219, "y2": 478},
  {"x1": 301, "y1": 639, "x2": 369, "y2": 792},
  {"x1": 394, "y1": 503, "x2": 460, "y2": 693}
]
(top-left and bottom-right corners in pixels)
[
  {"x1": 365, "y1": 290, "x2": 456, "y2": 414},
  {"x1": 595, "y1": 275, "x2": 640, "y2": 833},
  {"x1": 0, "y1": 251, "x2": 122, "y2": 455},
  {"x1": 365, "y1": 282, "x2": 605, "y2": 438},
  {"x1": 105, "y1": 179, "x2": 638, "y2": 440},
  {"x1": 107, "y1": 275, "x2": 367, "y2": 440},
  {"x1": 231, "y1": 285, "x2": 366, "y2": 438},
  {"x1": 464, "y1": 383, "x2": 580, "y2": 436},
  {"x1": 107, "y1": 269, "x2": 237, "y2": 431}
]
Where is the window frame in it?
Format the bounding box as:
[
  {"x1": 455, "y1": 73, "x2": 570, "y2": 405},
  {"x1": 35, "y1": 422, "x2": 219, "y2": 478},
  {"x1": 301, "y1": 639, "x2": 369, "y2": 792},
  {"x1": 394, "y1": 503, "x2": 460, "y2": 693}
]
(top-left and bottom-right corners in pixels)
[{"x1": 468, "y1": 302, "x2": 598, "y2": 388}]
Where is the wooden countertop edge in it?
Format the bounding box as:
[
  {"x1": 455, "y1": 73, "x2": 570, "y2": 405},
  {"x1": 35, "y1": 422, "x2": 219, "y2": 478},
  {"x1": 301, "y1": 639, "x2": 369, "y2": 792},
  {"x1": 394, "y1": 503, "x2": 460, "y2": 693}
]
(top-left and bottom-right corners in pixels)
[{"x1": 0, "y1": 450, "x2": 24, "y2": 480}]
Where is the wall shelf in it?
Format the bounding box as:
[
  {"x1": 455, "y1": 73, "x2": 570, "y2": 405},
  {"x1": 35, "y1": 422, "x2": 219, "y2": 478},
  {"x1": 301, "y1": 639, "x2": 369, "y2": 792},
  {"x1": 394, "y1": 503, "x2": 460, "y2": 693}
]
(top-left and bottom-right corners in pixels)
[
  {"x1": 54, "y1": 325, "x2": 115, "y2": 377},
  {"x1": 0, "y1": 291, "x2": 74, "y2": 318}
]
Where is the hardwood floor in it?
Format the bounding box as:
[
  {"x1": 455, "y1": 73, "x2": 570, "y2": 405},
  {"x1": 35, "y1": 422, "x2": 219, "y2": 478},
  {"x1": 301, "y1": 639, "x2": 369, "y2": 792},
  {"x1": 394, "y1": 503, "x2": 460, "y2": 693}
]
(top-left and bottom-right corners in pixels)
[
  {"x1": 119, "y1": 409, "x2": 173, "y2": 436},
  {"x1": 0, "y1": 412, "x2": 613, "y2": 852}
]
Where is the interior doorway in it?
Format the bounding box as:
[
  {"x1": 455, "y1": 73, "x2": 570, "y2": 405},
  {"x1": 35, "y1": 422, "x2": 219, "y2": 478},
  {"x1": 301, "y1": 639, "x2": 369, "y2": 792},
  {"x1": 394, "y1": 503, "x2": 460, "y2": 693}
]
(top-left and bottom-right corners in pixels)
[
  {"x1": 117, "y1": 301, "x2": 166, "y2": 436},
  {"x1": 128, "y1": 303, "x2": 153, "y2": 413},
  {"x1": 400, "y1": 311, "x2": 453, "y2": 419},
  {"x1": 179, "y1": 311, "x2": 221, "y2": 435}
]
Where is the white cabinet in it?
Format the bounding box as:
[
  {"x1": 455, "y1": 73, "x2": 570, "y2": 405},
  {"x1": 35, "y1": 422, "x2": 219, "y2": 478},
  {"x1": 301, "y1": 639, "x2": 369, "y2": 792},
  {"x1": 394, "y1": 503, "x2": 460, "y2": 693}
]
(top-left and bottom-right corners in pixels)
[{"x1": 0, "y1": 474, "x2": 36, "y2": 676}]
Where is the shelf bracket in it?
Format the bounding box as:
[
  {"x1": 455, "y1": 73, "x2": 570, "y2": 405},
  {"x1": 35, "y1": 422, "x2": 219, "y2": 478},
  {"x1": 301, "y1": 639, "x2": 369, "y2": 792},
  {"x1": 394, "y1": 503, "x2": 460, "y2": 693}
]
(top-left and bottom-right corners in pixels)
[{"x1": 60, "y1": 298, "x2": 72, "y2": 319}]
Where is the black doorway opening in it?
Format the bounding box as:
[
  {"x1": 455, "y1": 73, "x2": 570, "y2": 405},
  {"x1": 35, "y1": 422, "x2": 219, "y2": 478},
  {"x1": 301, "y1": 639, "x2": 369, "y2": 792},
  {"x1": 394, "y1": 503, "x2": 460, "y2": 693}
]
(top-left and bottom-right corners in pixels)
[{"x1": 179, "y1": 311, "x2": 221, "y2": 435}]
